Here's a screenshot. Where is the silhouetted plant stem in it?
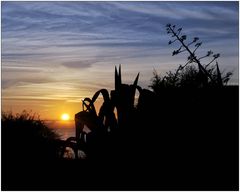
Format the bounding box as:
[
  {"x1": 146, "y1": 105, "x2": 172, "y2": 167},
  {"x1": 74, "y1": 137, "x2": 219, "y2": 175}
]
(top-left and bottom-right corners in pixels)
[
  {"x1": 150, "y1": 24, "x2": 232, "y2": 90},
  {"x1": 167, "y1": 24, "x2": 215, "y2": 84}
]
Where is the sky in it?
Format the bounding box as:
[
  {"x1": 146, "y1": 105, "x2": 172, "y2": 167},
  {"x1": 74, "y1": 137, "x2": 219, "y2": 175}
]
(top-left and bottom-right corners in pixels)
[{"x1": 2, "y1": 1, "x2": 239, "y2": 121}]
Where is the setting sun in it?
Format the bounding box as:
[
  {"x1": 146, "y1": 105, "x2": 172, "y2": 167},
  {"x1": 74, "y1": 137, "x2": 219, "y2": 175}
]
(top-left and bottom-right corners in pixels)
[{"x1": 61, "y1": 113, "x2": 70, "y2": 121}]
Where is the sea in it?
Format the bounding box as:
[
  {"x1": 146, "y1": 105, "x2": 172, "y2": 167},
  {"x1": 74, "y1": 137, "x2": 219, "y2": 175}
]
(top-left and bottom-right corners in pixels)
[{"x1": 44, "y1": 120, "x2": 75, "y2": 140}]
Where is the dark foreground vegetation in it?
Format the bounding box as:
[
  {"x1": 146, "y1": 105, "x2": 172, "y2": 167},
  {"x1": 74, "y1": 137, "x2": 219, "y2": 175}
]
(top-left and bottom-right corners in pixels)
[
  {"x1": 2, "y1": 24, "x2": 239, "y2": 191},
  {"x1": 2, "y1": 111, "x2": 60, "y2": 160}
]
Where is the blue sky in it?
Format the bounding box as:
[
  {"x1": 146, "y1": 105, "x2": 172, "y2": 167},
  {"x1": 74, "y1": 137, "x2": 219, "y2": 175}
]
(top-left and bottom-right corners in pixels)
[{"x1": 2, "y1": 1, "x2": 239, "y2": 119}]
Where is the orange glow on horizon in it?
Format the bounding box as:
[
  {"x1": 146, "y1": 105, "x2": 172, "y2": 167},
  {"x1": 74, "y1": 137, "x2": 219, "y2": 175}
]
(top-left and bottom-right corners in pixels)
[{"x1": 2, "y1": 97, "x2": 104, "y2": 121}]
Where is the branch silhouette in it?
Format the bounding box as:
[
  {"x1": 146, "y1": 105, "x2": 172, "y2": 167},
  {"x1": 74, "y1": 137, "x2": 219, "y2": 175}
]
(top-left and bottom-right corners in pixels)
[
  {"x1": 150, "y1": 24, "x2": 233, "y2": 91},
  {"x1": 166, "y1": 23, "x2": 228, "y2": 86}
]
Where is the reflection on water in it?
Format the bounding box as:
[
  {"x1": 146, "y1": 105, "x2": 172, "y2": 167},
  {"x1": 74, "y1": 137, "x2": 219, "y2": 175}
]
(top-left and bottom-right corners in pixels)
[
  {"x1": 44, "y1": 120, "x2": 75, "y2": 140},
  {"x1": 54, "y1": 127, "x2": 75, "y2": 140}
]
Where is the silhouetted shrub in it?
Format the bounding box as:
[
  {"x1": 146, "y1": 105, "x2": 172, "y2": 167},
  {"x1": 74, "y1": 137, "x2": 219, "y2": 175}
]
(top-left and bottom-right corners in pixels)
[{"x1": 2, "y1": 110, "x2": 60, "y2": 160}]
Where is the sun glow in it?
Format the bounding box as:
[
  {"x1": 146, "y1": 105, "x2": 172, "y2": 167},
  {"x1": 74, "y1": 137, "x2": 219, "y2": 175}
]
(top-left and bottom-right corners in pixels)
[{"x1": 61, "y1": 113, "x2": 70, "y2": 121}]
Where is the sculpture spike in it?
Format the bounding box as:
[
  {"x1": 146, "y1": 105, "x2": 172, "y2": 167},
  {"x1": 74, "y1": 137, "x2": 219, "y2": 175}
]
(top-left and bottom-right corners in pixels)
[
  {"x1": 119, "y1": 64, "x2": 122, "y2": 86},
  {"x1": 115, "y1": 66, "x2": 119, "y2": 90},
  {"x1": 133, "y1": 72, "x2": 140, "y2": 87}
]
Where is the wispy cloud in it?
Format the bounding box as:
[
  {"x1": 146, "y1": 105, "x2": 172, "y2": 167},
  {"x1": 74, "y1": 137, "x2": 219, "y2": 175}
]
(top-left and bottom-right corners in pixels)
[{"x1": 61, "y1": 60, "x2": 95, "y2": 69}]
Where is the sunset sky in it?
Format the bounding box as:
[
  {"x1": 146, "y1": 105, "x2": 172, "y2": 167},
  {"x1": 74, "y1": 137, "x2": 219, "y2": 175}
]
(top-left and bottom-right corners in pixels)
[{"x1": 2, "y1": 1, "x2": 239, "y2": 121}]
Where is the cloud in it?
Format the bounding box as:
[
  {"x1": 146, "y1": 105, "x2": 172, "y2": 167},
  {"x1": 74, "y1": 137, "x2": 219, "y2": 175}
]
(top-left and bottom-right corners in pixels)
[
  {"x1": 1, "y1": 74, "x2": 55, "y2": 89},
  {"x1": 61, "y1": 60, "x2": 95, "y2": 69}
]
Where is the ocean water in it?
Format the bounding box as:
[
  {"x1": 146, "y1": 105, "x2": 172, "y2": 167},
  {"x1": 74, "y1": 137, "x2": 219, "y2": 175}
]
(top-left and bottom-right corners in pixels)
[
  {"x1": 45, "y1": 120, "x2": 75, "y2": 140},
  {"x1": 54, "y1": 127, "x2": 75, "y2": 140}
]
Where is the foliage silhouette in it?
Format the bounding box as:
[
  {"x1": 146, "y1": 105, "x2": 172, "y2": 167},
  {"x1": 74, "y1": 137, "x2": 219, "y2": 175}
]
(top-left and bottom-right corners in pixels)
[
  {"x1": 61, "y1": 65, "x2": 140, "y2": 160},
  {"x1": 2, "y1": 110, "x2": 60, "y2": 160},
  {"x1": 58, "y1": 26, "x2": 238, "y2": 191},
  {"x1": 55, "y1": 64, "x2": 238, "y2": 191},
  {"x1": 53, "y1": 24, "x2": 238, "y2": 191},
  {"x1": 150, "y1": 24, "x2": 233, "y2": 91}
]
